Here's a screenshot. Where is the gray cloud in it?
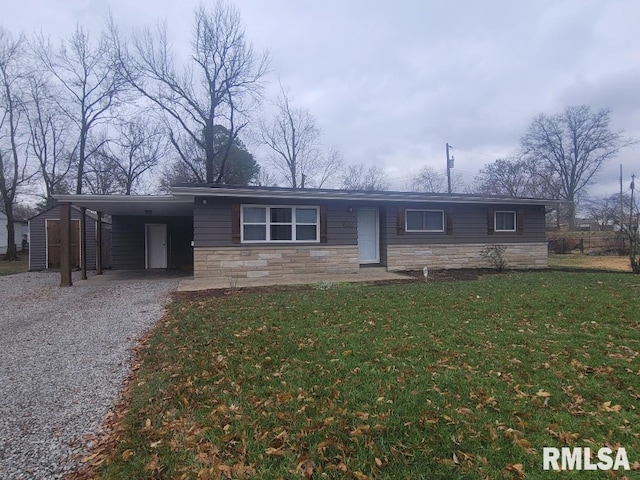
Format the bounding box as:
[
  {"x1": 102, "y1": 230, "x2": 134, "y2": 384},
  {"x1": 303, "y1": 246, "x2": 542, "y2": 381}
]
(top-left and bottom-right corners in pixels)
[{"x1": 6, "y1": 0, "x2": 639, "y2": 194}]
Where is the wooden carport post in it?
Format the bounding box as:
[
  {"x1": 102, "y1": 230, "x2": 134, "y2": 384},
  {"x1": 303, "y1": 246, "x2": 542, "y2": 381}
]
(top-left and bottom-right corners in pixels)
[
  {"x1": 59, "y1": 202, "x2": 73, "y2": 287},
  {"x1": 96, "y1": 211, "x2": 103, "y2": 275},
  {"x1": 80, "y1": 207, "x2": 87, "y2": 280}
]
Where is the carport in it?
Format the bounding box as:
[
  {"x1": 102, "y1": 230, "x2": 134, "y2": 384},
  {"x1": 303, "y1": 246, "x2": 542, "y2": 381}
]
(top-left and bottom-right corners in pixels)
[{"x1": 52, "y1": 195, "x2": 195, "y2": 286}]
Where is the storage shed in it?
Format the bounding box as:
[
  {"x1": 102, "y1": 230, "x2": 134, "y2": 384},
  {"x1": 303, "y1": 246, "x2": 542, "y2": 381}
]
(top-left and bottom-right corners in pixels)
[{"x1": 28, "y1": 205, "x2": 112, "y2": 271}]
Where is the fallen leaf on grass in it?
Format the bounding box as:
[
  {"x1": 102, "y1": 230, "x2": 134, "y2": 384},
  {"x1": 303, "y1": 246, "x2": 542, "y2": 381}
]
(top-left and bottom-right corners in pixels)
[
  {"x1": 600, "y1": 401, "x2": 623, "y2": 413},
  {"x1": 297, "y1": 460, "x2": 316, "y2": 478},
  {"x1": 505, "y1": 463, "x2": 525, "y2": 478},
  {"x1": 265, "y1": 447, "x2": 286, "y2": 456},
  {"x1": 121, "y1": 449, "x2": 135, "y2": 461}
]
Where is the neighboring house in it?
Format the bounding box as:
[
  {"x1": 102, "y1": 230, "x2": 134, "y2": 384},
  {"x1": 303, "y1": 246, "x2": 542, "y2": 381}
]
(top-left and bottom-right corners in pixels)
[
  {"x1": 55, "y1": 185, "x2": 550, "y2": 278},
  {"x1": 0, "y1": 212, "x2": 29, "y2": 255},
  {"x1": 28, "y1": 205, "x2": 112, "y2": 271}
]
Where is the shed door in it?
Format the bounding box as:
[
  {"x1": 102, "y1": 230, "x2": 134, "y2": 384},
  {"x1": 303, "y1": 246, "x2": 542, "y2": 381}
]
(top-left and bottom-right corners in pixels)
[
  {"x1": 358, "y1": 208, "x2": 379, "y2": 264},
  {"x1": 46, "y1": 219, "x2": 80, "y2": 269},
  {"x1": 146, "y1": 224, "x2": 167, "y2": 269}
]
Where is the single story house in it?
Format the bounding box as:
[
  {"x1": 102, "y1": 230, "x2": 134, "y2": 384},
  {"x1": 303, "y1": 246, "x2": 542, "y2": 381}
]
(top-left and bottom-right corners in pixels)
[
  {"x1": 29, "y1": 204, "x2": 112, "y2": 271},
  {"x1": 53, "y1": 185, "x2": 550, "y2": 279},
  {"x1": 0, "y1": 212, "x2": 28, "y2": 255}
]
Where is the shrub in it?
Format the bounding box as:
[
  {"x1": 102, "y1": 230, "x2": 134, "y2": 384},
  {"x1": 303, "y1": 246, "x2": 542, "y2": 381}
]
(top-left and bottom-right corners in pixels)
[{"x1": 480, "y1": 245, "x2": 508, "y2": 272}]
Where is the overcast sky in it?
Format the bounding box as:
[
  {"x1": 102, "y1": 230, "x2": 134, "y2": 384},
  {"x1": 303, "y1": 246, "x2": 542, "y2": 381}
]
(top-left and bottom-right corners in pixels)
[{"x1": 6, "y1": 0, "x2": 639, "y2": 196}]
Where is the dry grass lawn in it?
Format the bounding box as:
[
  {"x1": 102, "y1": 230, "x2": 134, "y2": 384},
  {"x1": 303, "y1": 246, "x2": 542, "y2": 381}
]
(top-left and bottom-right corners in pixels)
[{"x1": 548, "y1": 253, "x2": 632, "y2": 272}]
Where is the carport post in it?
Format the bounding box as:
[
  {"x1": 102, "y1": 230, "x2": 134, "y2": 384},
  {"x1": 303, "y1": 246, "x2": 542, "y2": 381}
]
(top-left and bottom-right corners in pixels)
[
  {"x1": 80, "y1": 207, "x2": 87, "y2": 280},
  {"x1": 59, "y1": 202, "x2": 73, "y2": 287},
  {"x1": 96, "y1": 211, "x2": 103, "y2": 275}
]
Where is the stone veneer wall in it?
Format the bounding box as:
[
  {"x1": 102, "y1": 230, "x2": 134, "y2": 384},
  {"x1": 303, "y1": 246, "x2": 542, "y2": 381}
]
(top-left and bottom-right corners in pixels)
[
  {"x1": 386, "y1": 242, "x2": 548, "y2": 271},
  {"x1": 194, "y1": 245, "x2": 360, "y2": 279}
]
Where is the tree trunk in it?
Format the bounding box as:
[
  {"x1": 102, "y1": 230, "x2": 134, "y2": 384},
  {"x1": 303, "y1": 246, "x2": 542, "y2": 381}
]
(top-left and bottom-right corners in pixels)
[{"x1": 3, "y1": 208, "x2": 17, "y2": 261}]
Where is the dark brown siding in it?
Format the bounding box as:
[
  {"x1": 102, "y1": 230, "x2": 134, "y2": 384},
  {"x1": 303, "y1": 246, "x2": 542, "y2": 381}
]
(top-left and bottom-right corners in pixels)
[
  {"x1": 194, "y1": 197, "x2": 358, "y2": 247},
  {"x1": 112, "y1": 215, "x2": 193, "y2": 270},
  {"x1": 384, "y1": 203, "x2": 546, "y2": 245},
  {"x1": 29, "y1": 206, "x2": 99, "y2": 271}
]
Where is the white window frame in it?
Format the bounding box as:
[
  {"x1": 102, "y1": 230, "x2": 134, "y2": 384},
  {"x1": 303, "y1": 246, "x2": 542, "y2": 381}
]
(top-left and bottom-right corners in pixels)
[
  {"x1": 405, "y1": 209, "x2": 445, "y2": 232},
  {"x1": 240, "y1": 205, "x2": 320, "y2": 243},
  {"x1": 494, "y1": 210, "x2": 517, "y2": 232}
]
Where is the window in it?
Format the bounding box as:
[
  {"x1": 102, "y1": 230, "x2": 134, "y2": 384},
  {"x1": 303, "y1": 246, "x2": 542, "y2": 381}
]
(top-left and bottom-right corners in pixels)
[
  {"x1": 405, "y1": 210, "x2": 445, "y2": 232},
  {"x1": 495, "y1": 211, "x2": 516, "y2": 232},
  {"x1": 241, "y1": 206, "x2": 319, "y2": 242}
]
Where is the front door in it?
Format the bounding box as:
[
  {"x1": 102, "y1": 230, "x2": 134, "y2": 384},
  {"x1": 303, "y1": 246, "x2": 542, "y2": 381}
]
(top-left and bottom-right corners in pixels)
[
  {"x1": 146, "y1": 224, "x2": 167, "y2": 269},
  {"x1": 358, "y1": 208, "x2": 379, "y2": 264}
]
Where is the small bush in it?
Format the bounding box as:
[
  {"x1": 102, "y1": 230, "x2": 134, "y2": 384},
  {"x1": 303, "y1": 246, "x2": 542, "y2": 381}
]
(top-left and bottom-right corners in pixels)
[
  {"x1": 313, "y1": 280, "x2": 337, "y2": 290},
  {"x1": 480, "y1": 245, "x2": 508, "y2": 272}
]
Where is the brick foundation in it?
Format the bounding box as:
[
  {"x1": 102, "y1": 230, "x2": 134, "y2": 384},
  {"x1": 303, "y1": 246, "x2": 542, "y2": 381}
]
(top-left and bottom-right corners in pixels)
[
  {"x1": 194, "y1": 245, "x2": 360, "y2": 279},
  {"x1": 386, "y1": 242, "x2": 548, "y2": 271}
]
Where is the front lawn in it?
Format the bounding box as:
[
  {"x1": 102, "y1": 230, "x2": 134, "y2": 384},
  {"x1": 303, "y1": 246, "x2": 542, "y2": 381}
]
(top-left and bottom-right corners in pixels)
[{"x1": 89, "y1": 272, "x2": 639, "y2": 479}]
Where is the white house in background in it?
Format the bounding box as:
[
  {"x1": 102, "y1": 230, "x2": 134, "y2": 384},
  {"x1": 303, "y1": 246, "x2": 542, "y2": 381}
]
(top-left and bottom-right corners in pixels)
[{"x1": 0, "y1": 211, "x2": 29, "y2": 255}]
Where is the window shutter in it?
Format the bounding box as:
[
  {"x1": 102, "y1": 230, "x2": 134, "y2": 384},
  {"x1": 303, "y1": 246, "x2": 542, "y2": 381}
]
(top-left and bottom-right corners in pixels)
[
  {"x1": 517, "y1": 209, "x2": 525, "y2": 235},
  {"x1": 320, "y1": 206, "x2": 328, "y2": 243},
  {"x1": 231, "y1": 204, "x2": 241, "y2": 244},
  {"x1": 487, "y1": 209, "x2": 495, "y2": 235},
  {"x1": 446, "y1": 210, "x2": 453, "y2": 235},
  {"x1": 397, "y1": 207, "x2": 405, "y2": 235}
]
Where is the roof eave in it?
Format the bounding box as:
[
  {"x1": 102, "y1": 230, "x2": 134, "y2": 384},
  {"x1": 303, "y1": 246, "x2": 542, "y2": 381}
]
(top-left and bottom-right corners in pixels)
[{"x1": 170, "y1": 186, "x2": 557, "y2": 206}]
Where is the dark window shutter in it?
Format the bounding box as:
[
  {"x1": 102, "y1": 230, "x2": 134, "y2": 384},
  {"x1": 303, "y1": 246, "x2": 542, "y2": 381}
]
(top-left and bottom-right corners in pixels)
[
  {"x1": 320, "y1": 206, "x2": 328, "y2": 243},
  {"x1": 487, "y1": 209, "x2": 495, "y2": 235},
  {"x1": 446, "y1": 210, "x2": 453, "y2": 235},
  {"x1": 517, "y1": 209, "x2": 525, "y2": 235},
  {"x1": 231, "y1": 204, "x2": 241, "y2": 244},
  {"x1": 397, "y1": 207, "x2": 405, "y2": 235}
]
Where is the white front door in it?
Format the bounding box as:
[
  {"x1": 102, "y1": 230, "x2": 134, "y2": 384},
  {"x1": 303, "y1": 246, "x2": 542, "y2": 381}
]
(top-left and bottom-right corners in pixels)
[
  {"x1": 358, "y1": 208, "x2": 379, "y2": 264},
  {"x1": 146, "y1": 224, "x2": 167, "y2": 269}
]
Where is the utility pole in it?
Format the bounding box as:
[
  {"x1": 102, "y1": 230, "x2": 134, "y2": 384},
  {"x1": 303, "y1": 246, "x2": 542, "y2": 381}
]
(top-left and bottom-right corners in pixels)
[
  {"x1": 446, "y1": 143, "x2": 454, "y2": 194},
  {"x1": 620, "y1": 164, "x2": 624, "y2": 230},
  {"x1": 630, "y1": 174, "x2": 636, "y2": 230}
]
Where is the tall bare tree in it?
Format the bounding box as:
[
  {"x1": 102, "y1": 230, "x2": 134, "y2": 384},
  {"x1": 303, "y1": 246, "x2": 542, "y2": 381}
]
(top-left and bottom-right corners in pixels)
[
  {"x1": 112, "y1": 1, "x2": 269, "y2": 184},
  {"x1": 521, "y1": 105, "x2": 633, "y2": 229},
  {"x1": 25, "y1": 74, "x2": 75, "y2": 206},
  {"x1": 342, "y1": 164, "x2": 388, "y2": 191},
  {"x1": 33, "y1": 25, "x2": 124, "y2": 194},
  {"x1": 0, "y1": 28, "x2": 33, "y2": 260},
  {"x1": 260, "y1": 85, "x2": 342, "y2": 188}
]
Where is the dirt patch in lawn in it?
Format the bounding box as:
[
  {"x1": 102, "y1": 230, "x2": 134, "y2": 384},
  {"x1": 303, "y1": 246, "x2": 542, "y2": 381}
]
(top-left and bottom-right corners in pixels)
[{"x1": 173, "y1": 268, "x2": 511, "y2": 301}]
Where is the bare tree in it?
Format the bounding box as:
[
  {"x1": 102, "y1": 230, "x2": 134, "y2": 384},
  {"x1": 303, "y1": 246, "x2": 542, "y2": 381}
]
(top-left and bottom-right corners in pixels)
[
  {"x1": 342, "y1": 164, "x2": 388, "y2": 191},
  {"x1": 473, "y1": 157, "x2": 541, "y2": 197},
  {"x1": 584, "y1": 193, "x2": 626, "y2": 229},
  {"x1": 97, "y1": 117, "x2": 165, "y2": 194},
  {"x1": 25, "y1": 73, "x2": 75, "y2": 206},
  {"x1": 33, "y1": 25, "x2": 125, "y2": 194},
  {"x1": 260, "y1": 85, "x2": 341, "y2": 188},
  {"x1": 521, "y1": 105, "x2": 634, "y2": 229},
  {"x1": 112, "y1": 2, "x2": 269, "y2": 184},
  {"x1": 83, "y1": 141, "x2": 123, "y2": 195},
  {"x1": 411, "y1": 166, "x2": 447, "y2": 193},
  {"x1": 0, "y1": 28, "x2": 33, "y2": 260}
]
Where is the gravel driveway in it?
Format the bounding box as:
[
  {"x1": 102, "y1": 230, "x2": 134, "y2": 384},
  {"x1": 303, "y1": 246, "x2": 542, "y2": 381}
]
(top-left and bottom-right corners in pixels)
[{"x1": 0, "y1": 271, "x2": 178, "y2": 479}]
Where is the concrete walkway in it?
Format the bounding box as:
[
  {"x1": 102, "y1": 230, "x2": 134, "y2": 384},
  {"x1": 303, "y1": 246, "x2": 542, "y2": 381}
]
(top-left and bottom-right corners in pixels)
[{"x1": 177, "y1": 267, "x2": 413, "y2": 292}]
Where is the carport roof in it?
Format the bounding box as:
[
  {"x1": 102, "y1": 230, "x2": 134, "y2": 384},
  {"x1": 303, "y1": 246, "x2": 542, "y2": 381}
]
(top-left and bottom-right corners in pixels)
[{"x1": 52, "y1": 195, "x2": 194, "y2": 217}]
